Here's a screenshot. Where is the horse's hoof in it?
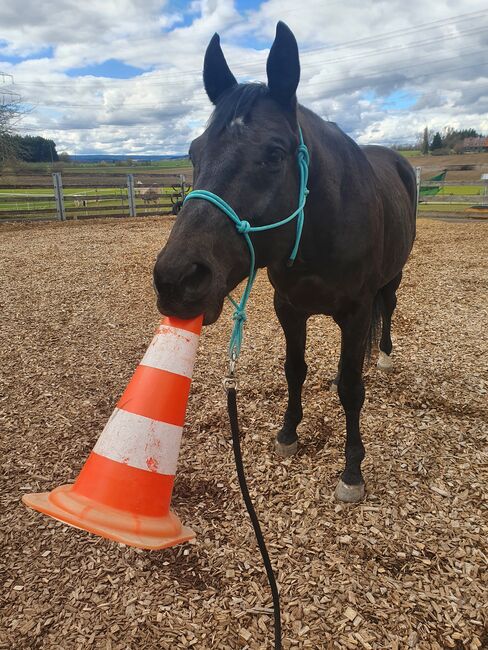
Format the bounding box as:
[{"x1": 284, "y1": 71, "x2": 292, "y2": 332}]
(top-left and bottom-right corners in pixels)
[
  {"x1": 330, "y1": 381, "x2": 338, "y2": 393},
  {"x1": 275, "y1": 439, "x2": 298, "y2": 458},
  {"x1": 377, "y1": 351, "x2": 394, "y2": 373},
  {"x1": 334, "y1": 480, "x2": 365, "y2": 503}
]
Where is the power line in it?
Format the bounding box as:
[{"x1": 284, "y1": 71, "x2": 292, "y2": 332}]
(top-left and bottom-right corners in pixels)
[
  {"x1": 19, "y1": 46, "x2": 488, "y2": 110},
  {"x1": 13, "y1": 23, "x2": 488, "y2": 93},
  {"x1": 298, "y1": 46, "x2": 488, "y2": 91},
  {"x1": 8, "y1": 9, "x2": 488, "y2": 88},
  {"x1": 304, "y1": 59, "x2": 488, "y2": 100},
  {"x1": 14, "y1": 55, "x2": 488, "y2": 138},
  {"x1": 295, "y1": 8, "x2": 487, "y2": 55}
]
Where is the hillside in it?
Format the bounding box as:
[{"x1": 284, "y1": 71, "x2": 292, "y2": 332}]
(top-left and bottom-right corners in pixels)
[{"x1": 400, "y1": 151, "x2": 488, "y2": 182}]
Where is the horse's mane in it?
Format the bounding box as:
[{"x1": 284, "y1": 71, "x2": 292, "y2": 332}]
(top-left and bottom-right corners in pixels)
[{"x1": 207, "y1": 83, "x2": 268, "y2": 134}]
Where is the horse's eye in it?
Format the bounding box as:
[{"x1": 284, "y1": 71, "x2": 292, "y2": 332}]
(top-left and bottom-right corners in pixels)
[{"x1": 266, "y1": 149, "x2": 285, "y2": 165}]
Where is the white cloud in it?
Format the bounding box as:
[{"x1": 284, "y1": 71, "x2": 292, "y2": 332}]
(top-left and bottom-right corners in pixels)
[{"x1": 0, "y1": 0, "x2": 486, "y2": 153}]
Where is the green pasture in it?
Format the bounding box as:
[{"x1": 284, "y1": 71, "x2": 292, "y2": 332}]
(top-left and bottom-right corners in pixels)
[
  {"x1": 3, "y1": 158, "x2": 191, "y2": 175},
  {"x1": 418, "y1": 203, "x2": 472, "y2": 213},
  {"x1": 398, "y1": 150, "x2": 421, "y2": 158},
  {"x1": 437, "y1": 185, "x2": 482, "y2": 196}
]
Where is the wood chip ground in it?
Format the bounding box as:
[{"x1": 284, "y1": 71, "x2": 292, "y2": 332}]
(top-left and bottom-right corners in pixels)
[{"x1": 1, "y1": 217, "x2": 487, "y2": 649}]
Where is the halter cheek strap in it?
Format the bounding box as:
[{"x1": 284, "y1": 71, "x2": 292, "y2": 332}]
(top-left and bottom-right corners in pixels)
[{"x1": 184, "y1": 126, "x2": 310, "y2": 364}]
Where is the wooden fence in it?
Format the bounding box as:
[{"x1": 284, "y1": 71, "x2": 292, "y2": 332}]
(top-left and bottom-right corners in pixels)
[
  {"x1": 1, "y1": 167, "x2": 486, "y2": 222},
  {"x1": 414, "y1": 166, "x2": 487, "y2": 216},
  {"x1": 0, "y1": 170, "x2": 194, "y2": 221}
]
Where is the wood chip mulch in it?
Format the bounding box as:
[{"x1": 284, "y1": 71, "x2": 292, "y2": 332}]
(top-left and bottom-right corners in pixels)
[{"x1": 0, "y1": 217, "x2": 487, "y2": 649}]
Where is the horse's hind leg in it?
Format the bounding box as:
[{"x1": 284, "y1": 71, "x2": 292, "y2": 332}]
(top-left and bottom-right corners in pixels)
[
  {"x1": 274, "y1": 293, "x2": 308, "y2": 457},
  {"x1": 377, "y1": 272, "x2": 402, "y2": 372}
]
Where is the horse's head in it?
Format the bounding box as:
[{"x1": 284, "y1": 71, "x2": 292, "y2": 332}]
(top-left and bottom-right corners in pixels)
[{"x1": 154, "y1": 22, "x2": 302, "y2": 324}]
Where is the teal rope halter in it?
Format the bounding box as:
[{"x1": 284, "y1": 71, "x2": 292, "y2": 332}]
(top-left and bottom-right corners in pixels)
[{"x1": 184, "y1": 126, "x2": 310, "y2": 364}]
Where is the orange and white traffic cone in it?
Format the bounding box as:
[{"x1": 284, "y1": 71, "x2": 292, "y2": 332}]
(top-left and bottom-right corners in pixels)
[{"x1": 23, "y1": 315, "x2": 203, "y2": 550}]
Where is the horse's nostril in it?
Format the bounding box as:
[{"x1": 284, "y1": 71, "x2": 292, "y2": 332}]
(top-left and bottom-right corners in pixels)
[
  {"x1": 181, "y1": 262, "x2": 212, "y2": 297},
  {"x1": 153, "y1": 261, "x2": 212, "y2": 307}
]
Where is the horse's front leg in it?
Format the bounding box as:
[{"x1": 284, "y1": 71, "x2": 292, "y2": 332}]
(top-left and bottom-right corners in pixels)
[
  {"x1": 274, "y1": 293, "x2": 309, "y2": 457},
  {"x1": 334, "y1": 303, "x2": 372, "y2": 502}
]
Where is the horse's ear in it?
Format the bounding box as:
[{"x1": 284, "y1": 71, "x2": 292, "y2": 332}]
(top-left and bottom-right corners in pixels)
[
  {"x1": 266, "y1": 22, "x2": 300, "y2": 109},
  {"x1": 203, "y1": 33, "x2": 237, "y2": 105}
]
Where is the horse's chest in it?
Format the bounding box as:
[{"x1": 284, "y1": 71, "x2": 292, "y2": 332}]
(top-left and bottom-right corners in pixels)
[{"x1": 273, "y1": 273, "x2": 342, "y2": 315}]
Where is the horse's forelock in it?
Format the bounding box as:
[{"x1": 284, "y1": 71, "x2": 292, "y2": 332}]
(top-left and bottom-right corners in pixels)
[{"x1": 207, "y1": 83, "x2": 269, "y2": 135}]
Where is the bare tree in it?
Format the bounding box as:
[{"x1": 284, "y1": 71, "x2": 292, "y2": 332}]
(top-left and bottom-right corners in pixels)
[
  {"x1": 0, "y1": 74, "x2": 24, "y2": 164},
  {"x1": 0, "y1": 102, "x2": 21, "y2": 163}
]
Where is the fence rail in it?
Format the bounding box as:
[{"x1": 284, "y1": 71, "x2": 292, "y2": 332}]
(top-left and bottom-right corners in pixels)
[
  {"x1": 1, "y1": 167, "x2": 486, "y2": 222},
  {"x1": 0, "y1": 170, "x2": 192, "y2": 221},
  {"x1": 421, "y1": 180, "x2": 484, "y2": 187}
]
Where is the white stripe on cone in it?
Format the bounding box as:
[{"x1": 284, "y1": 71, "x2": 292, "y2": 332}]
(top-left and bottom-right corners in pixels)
[
  {"x1": 94, "y1": 408, "x2": 183, "y2": 475},
  {"x1": 140, "y1": 324, "x2": 199, "y2": 378}
]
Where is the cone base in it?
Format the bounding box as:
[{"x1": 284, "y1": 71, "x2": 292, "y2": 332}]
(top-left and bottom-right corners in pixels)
[{"x1": 22, "y1": 484, "x2": 195, "y2": 550}]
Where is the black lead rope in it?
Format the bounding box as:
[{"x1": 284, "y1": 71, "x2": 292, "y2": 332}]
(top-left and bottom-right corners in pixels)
[{"x1": 226, "y1": 385, "x2": 282, "y2": 650}]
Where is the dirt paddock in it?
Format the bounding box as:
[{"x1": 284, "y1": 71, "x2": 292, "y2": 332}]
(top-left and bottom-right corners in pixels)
[{"x1": 1, "y1": 217, "x2": 487, "y2": 649}]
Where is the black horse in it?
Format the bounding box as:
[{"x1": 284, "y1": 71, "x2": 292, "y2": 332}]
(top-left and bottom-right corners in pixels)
[{"x1": 153, "y1": 22, "x2": 416, "y2": 502}]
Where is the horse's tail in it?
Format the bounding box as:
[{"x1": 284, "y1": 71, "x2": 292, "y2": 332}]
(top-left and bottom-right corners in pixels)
[{"x1": 367, "y1": 292, "x2": 383, "y2": 360}]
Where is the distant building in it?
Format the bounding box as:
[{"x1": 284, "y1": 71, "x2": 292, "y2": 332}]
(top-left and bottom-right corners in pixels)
[{"x1": 463, "y1": 137, "x2": 488, "y2": 152}]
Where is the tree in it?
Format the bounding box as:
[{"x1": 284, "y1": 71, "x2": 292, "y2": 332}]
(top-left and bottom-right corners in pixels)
[
  {"x1": 430, "y1": 132, "x2": 443, "y2": 151},
  {"x1": 2, "y1": 134, "x2": 59, "y2": 162},
  {"x1": 442, "y1": 127, "x2": 479, "y2": 151},
  {"x1": 421, "y1": 126, "x2": 429, "y2": 155}
]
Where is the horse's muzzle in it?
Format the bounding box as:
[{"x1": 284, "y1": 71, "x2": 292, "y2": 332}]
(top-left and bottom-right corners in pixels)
[{"x1": 153, "y1": 259, "x2": 220, "y2": 324}]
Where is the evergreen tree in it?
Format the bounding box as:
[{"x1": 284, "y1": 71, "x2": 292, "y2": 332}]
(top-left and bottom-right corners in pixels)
[
  {"x1": 421, "y1": 126, "x2": 429, "y2": 155},
  {"x1": 442, "y1": 127, "x2": 479, "y2": 150},
  {"x1": 430, "y1": 132, "x2": 443, "y2": 151},
  {"x1": 1, "y1": 133, "x2": 59, "y2": 162}
]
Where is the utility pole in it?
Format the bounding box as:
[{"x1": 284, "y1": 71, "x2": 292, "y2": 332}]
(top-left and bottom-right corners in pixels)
[{"x1": 0, "y1": 72, "x2": 21, "y2": 105}]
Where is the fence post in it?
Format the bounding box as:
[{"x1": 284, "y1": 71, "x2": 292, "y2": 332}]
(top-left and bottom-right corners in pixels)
[
  {"x1": 127, "y1": 174, "x2": 136, "y2": 217},
  {"x1": 180, "y1": 174, "x2": 186, "y2": 202},
  {"x1": 482, "y1": 173, "x2": 488, "y2": 207},
  {"x1": 415, "y1": 166, "x2": 421, "y2": 218},
  {"x1": 52, "y1": 172, "x2": 66, "y2": 221}
]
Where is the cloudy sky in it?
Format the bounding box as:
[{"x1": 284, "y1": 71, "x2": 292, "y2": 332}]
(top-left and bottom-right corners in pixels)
[{"x1": 1, "y1": 0, "x2": 487, "y2": 155}]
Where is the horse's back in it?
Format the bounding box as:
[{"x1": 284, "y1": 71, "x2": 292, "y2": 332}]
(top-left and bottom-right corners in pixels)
[{"x1": 361, "y1": 145, "x2": 417, "y2": 284}]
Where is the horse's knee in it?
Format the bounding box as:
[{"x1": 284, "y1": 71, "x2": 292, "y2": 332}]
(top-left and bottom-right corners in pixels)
[{"x1": 285, "y1": 358, "x2": 307, "y2": 385}]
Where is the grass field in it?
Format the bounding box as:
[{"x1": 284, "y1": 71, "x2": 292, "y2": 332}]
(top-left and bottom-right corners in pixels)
[
  {"x1": 438, "y1": 185, "x2": 482, "y2": 195},
  {"x1": 5, "y1": 157, "x2": 191, "y2": 174},
  {"x1": 418, "y1": 203, "x2": 470, "y2": 213},
  {"x1": 397, "y1": 150, "x2": 421, "y2": 158}
]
